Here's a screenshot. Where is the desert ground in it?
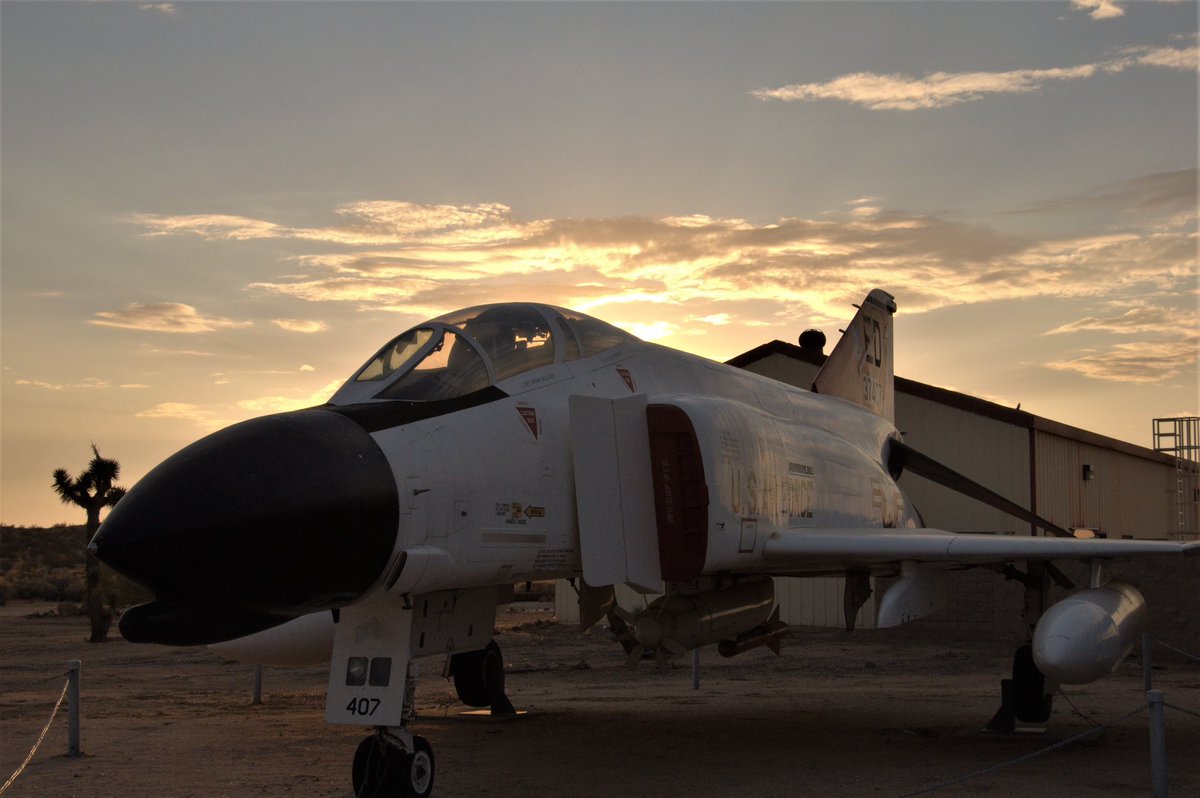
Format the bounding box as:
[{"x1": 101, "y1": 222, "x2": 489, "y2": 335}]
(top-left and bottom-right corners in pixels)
[{"x1": 2, "y1": 600, "x2": 1197, "y2": 798}]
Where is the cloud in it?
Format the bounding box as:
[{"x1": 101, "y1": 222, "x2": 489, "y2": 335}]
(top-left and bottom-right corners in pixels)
[
  {"x1": 132, "y1": 201, "x2": 520, "y2": 247},
  {"x1": 691, "y1": 313, "x2": 733, "y2": 326},
  {"x1": 1044, "y1": 306, "x2": 1178, "y2": 336},
  {"x1": 1124, "y1": 40, "x2": 1200, "y2": 71},
  {"x1": 1011, "y1": 169, "x2": 1198, "y2": 216},
  {"x1": 132, "y1": 182, "x2": 1196, "y2": 384},
  {"x1": 1045, "y1": 335, "x2": 1199, "y2": 383},
  {"x1": 750, "y1": 40, "x2": 1198, "y2": 110},
  {"x1": 136, "y1": 402, "x2": 205, "y2": 419},
  {"x1": 14, "y1": 377, "x2": 110, "y2": 391},
  {"x1": 133, "y1": 214, "x2": 283, "y2": 240},
  {"x1": 138, "y1": 3, "x2": 178, "y2": 15},
  {"x1": 155, "y1": 200, "x2": 1195, "y2": 324},
  {"x1": 91, "y1": 302, "x2": 253, "y2": 333},
  {"x1": 133, "y1": 378, "x2": 343, "y2": 433},
  {"x1": 1041, "y1": 302, "x2": 1198, "y2": 383},
  {"x1": 618, "y1": 320, "x2": 680, "y2": 342},
  {"x1": 235, "y1": 380, "x2": 343, "y2": 414},
  {"x1": 271, "y1": 318, "x2": 328, "y2": 334},
  {"x1": 135, "y1": 402, "x2": 226, "y2": 430},
  {"x1": 1071, "y1": 0, "x2": 1124, "y2": 20},
  {"x1": 137, "y1": 344, "x2": 219, "y2": 357}
]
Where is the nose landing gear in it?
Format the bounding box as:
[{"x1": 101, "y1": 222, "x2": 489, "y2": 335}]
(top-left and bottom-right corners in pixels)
[{"x1": 352, "y1": 729, "x2": 435, "y2": 798}]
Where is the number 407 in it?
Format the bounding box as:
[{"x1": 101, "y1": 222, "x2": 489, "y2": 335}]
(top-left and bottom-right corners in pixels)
[{"x1": 346, "y1": 697, "x2": 380, "y2": 716}]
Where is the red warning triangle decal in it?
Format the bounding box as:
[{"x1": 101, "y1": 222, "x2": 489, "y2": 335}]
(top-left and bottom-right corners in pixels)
[{"x1": 517, "y1": 406, "x2": 538, "y2": 439}]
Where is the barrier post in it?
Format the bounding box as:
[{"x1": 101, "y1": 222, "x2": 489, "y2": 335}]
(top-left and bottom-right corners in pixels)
[
  {"x1": 67, "y1": 660, "x2": 81, "y2": 757},
  {"x1": 1147, "y1": 689, "x2": 1167, "y2": 798},
  {"x1": 692, "y1": 649, "x2": 700, "y2": 690}
]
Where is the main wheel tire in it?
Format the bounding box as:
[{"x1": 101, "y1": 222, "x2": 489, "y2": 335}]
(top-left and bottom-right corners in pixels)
[
  {"x1": 1012, "y1": 644, "x2": 1053, "y2": 724},
  {"x1": 451, "y1": 649, "x2": 489, "y2": 707},
  {"x1": 407, "y1": 735, "x2": 435, "y2": 798},
  {"x1": 451, "y1": 640, "x2": 504, "y2": 708}
]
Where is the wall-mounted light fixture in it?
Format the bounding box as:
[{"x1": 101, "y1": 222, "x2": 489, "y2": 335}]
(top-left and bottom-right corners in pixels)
[{"x1": 1082, "y1": 464, "x2": 1095, "y2": 482}]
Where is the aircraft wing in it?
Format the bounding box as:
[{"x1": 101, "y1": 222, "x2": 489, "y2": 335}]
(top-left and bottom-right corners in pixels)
[{"x1": 761, "y1": 529, "x2": 1200, "y2": 569}]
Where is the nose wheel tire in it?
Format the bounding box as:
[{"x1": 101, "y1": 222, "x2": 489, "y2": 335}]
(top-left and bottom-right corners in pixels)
[
  {"x1": 407, "y1": 736, "x2": 435, "y2": 798},
  {"x1": 352, "y1": 732, "x2": 435, "y2": 798}
]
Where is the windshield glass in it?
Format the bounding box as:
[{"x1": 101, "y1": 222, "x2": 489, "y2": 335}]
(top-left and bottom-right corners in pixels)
[
  {"x1": 341, "y1": 303, "x2": 639, "y2": 405},
  {"x1": 560, "y1": 309, "x2": 636, "y2": 356},
  {"x1": 436, "y1": 305, "x2": 556, "y2": 381},
  {"x1": 376, "y1": 329, "x2": 490, "y2": 401},
  {"x1": 356, "y1": 327, "x2": 435, "y2": 382}
]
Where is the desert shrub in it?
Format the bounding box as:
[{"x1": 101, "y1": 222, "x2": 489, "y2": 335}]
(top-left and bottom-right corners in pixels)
[
  {"x1": 1, "y1": 525, "x2": 90, "y2": 602},
  {"x1": 4, "y1": 560, "x2": 82, "y2": 601}
]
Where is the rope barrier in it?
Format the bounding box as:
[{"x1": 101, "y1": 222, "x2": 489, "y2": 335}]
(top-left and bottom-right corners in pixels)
[
  {"x1": 0, "y1": 670, "x2": 70, "y2": 686},
  {"x1": 1055, "y1": 689, "x2": 1101, "y2": 727},
  {"x1": 1164, "y1": 702, "x2": 1200, "y2": 720},
  {"x1": 1150, "y1": 636, "x2": 1200, "y2": 663},
  {"x1": 892, "y1": 704, "x2": 1147, "y2": 798},
  {"x1": 0, "y1": 678, "x2": 70, "y2": 795}
]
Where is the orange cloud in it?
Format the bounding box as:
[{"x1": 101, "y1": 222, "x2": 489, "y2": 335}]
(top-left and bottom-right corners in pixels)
[
  {"x1": 135, "y1": 402, "x2": 227, "y2": 430},
  {"x1": 132, "y1": 185, "x2": 1196, "y2": 383},
  {"x1": 750, "y1": 41, "x2": 1197, "y2": 110},
  {"x1": 271, "y1": 318, "x2": 328, "y2": 334},
  {"x1": 1045, "y1": 336, "x2": 1199, "y2": 383},
  {"x1": 235, "y1": 380, "x2": 344, "y2": 414},
  {"x1": 1044, "y1": 306, "x2": 1178, "y2": 336},
  {"x1": 92, "y1": 302, "x2": 253, "y2": 333},
  {"x1": 14, "y1": 377, "x2": 110, "y2": 391}
]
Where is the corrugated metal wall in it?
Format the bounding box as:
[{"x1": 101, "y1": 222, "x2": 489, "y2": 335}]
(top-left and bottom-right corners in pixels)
[
  {"x1": 895, "y1": 392, "x2": 1030, "y2": 534},
  {"x1": 1034, "y1": 429, "x2": 1177, "y2": 538}
]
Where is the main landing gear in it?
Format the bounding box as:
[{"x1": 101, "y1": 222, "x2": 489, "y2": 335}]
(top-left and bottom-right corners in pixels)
[
  {"x1": 985, "y1": 643, "x2": 1054, "y2": 732},
  {"x1": 986, "y1": 561, "x2": 1059, "y2": 733},
  {"x1": 447, "y1": 639, "x2": 516, "y2": 716}
]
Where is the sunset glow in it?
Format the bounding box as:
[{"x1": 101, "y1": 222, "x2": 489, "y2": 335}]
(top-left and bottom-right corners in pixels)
[{"x1": 2, "y1": 1, "x2": 1196, "y2": 526}]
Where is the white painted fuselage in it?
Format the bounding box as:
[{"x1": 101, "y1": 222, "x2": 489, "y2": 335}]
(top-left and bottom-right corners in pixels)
[{"x1": 338, "y1": 336, "x2": 918, "y2": 603}]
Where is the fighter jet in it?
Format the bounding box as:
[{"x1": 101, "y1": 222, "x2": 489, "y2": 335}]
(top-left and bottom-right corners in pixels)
[{"x1": 92, "y1": 289, "x2": 1198, "y2": 797}]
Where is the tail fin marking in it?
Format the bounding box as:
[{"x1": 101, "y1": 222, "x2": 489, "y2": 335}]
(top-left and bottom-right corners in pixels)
[{"x1": 811, "y1": 289, "x2": 896, "y2": 422}]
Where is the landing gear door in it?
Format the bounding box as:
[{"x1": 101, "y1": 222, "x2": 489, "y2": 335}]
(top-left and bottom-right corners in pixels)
[{"x1": 326, "y1": 601, "x2": 412, "y2": 727}]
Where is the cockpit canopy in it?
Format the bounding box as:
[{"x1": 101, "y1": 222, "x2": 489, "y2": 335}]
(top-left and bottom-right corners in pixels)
[{"x1": 334, "y1": 303, "x2": 636, "y2": 404}]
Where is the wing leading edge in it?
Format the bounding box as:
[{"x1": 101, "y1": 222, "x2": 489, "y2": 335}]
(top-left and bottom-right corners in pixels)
[{"x1": 761, "y1": 529, "x2": 1199, "y2": 569}]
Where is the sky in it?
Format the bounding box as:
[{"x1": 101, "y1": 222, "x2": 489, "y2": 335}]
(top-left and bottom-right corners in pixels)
[{"x1": 2, "y1": 1, "x2": 1197, "y2": 527}]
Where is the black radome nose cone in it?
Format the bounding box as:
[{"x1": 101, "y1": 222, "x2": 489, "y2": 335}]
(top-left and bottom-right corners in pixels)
[{"x1": 93, "y1": 408, "x2": 399, "y2": 624}]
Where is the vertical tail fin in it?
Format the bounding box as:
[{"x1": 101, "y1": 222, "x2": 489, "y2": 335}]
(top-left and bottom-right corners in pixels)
[{"x1": 811, "y1": 289, "x2": 896, "y2": 422}]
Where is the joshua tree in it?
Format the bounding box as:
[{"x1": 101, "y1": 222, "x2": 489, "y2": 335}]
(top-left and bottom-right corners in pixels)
[{"x1": 52, "y1": 445, "x2": 126, "y2": 642}]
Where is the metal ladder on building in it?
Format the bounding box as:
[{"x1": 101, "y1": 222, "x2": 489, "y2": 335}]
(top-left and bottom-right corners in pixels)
[{"x1": 1153, "y1": 417, "x2": 1200, "y2": 538}]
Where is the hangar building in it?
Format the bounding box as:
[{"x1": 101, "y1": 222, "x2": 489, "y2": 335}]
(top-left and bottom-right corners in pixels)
[{"x1": 557, "y1": 338, "x2": 1198, "y2": 633}]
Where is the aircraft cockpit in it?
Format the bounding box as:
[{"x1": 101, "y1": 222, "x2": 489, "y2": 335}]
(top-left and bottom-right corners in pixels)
[{"x1": 331, "y1": 303, "x2": 636, "y2": 405}]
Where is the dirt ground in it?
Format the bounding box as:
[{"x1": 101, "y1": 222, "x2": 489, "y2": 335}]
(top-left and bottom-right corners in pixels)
[{"x1": 2, "y1": 600, "x2": 1198, "y2": 798}]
